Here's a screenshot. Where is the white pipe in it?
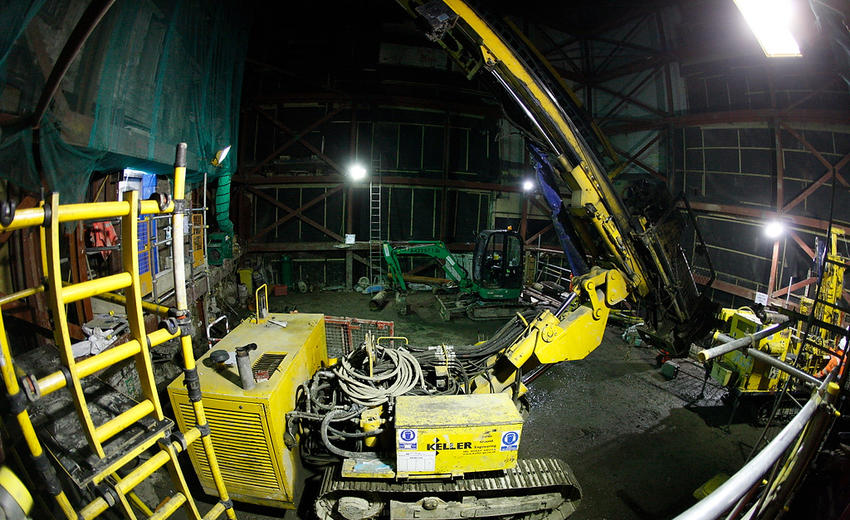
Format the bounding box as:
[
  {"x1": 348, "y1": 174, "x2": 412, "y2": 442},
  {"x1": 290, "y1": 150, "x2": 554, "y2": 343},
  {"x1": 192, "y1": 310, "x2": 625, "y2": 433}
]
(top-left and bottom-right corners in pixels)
[{"x1": 672, "y1": 377, "x2": 834, "y2": 520}]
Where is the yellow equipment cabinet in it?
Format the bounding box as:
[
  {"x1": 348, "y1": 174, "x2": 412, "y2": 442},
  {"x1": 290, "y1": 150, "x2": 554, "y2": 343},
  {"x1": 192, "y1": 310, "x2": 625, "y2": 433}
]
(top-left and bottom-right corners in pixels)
[
  {"x1": 168, "y1": 313, "x2": 328, "y2": 509},
  {"x1": 395, "y1": 393, "x2": 523, "y2": 478},
  {"x1": 714, "y1": 308, "x2": 792, "y2": 393}
]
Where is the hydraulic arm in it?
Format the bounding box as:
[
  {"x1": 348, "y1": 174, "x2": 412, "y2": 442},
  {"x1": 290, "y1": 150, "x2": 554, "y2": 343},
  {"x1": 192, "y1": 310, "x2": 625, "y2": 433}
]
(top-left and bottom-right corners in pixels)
[
  {"x1": 382, "y1": 241, "x2": 471, "y2": 292},
  {"x1": 398, "y1": 0, "x2": 717, "y2": 354},
  {"x1": 468, "y1": 267, "x2": 629, "y2": 394}
]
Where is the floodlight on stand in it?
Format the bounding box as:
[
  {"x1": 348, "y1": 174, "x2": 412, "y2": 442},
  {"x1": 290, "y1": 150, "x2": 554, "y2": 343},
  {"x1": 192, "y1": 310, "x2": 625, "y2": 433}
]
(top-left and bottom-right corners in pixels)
[
  {"x1": 734, "y1": 0, "x2": 802, "y2": 57},
  {"x1": 211, "y1": 145, "x2": 231, "y2": 167},
  {"x1": 348, "y1": 163, "x2": 367, "y2": 181},
  {"x1": 522, "y1": 179, "x2": 535, "y2": 192},
  {"x1": 764, "y1": 220, "x2": 785, "y2": 239}
]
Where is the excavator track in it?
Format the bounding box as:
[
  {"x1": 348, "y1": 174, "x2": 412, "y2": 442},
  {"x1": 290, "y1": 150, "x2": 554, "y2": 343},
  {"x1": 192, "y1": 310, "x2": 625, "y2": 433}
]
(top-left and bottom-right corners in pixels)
[
  {"x1": 316, "y1": 458, "x2": 582, "y2": 520},
  {"x1": 435, "y1": 293, "x2": 531, "y2": 322}
]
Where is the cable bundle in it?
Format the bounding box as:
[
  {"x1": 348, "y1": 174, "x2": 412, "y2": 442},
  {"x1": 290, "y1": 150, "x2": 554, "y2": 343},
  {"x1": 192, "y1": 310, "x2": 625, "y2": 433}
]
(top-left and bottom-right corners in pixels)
[
  {"x1": 288, "y1": 309, "x2": 543, "y2": 464},
  {"x1": 407, "y1": 308, "x2": 538, "y2": 378},
  {"x1": 333, "y1": 345, "x2": 427, "y2": 406}
]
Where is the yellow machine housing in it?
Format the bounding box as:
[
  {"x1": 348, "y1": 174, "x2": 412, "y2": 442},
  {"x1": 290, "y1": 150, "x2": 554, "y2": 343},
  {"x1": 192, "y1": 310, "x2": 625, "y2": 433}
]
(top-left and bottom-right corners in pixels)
[
  {"x1": 394, "y1": 393, "x2": 523, "y2": 477},
  {"x1": 713, "y1": 308, "x2": 792, "y2": 393},
  {"x1": 167, "y1": 313, "x2": 327, "y2": 508}
]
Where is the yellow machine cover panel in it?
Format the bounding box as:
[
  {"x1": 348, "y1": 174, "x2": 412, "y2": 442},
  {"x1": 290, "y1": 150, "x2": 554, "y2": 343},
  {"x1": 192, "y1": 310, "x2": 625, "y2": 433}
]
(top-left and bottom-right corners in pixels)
[
  {"x1": 167, "y1": 313, "x2": 327, "y2": 508},
  {"x1": 395, "y1": 393, "x2": 523, "y2": 477}
]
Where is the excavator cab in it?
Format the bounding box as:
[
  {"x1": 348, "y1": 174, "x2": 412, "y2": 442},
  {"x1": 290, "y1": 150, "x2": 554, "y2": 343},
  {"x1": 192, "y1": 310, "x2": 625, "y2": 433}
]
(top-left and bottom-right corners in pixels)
[{"x1": 472, "y1": 229, "x2": 524, "y2": 299}]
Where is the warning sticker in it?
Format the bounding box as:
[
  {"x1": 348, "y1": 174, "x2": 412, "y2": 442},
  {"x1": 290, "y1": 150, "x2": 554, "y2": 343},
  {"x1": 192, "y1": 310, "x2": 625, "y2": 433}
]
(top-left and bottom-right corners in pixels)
[
  {"x1": 397, "y1": 450, "x2": 436, "y2": 472},
  {"x1": 398, "y1": 428, "x2": 418, "y2": 450},
  {"x1": 500, "y1": 430, "x2": 520, "y2": 451}
]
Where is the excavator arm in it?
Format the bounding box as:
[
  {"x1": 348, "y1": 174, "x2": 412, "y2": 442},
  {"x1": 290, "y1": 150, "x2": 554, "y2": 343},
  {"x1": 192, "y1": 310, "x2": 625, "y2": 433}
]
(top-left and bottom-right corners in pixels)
[{"x1": 382, "y1": 240, "x2": 471, "y2": 292}]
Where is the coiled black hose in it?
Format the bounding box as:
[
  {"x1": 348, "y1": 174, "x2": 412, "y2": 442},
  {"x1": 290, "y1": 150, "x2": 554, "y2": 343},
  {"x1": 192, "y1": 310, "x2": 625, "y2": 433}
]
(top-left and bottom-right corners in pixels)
[{"x1": 320, "y1": 408, "x2": 378, "y2": 460}]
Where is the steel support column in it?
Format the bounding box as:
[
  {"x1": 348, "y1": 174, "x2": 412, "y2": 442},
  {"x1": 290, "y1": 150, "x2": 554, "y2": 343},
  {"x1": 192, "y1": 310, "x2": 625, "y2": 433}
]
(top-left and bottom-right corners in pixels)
[
  {"x1": 775, "y1": 121, "x2": 784, "y2": 210},
  {"x1": 520, "y1": 196, "x2": 528, "y2": 241},
  {"x1": 768, "y1": 239, "x2": 780, "y2": 294}
]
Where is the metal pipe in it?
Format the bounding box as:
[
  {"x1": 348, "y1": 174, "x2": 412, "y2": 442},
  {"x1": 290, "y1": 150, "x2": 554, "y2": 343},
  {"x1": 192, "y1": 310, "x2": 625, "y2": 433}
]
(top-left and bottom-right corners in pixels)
[
  {"x1": 95, "y1": 400, "x2": 155, "y2": 443},
  {"x1": 0, "y1": 285, "x2": 44, "y2": 307},
  {"x1": 236, "y1": 350, "x2": 255, "y2": 390},
  {"x1": 555, "y1": 291, "x2": 579, "y2": 317},
  {"x1": 62, "y1": 272, "x2": 131, "y2": 304},
  {"x1": 786, "y1": 276, "x2": 794, "y2": 305},
  {"x1": 672, "y1": 379, "x2": 836, "y2": 520},
  {"x1": 94, "y1": 291, "x2": 170, "y2": 317},
  {"x1": 0, "y1": 316, "x2": 78, "y2": 519},
  {"x1": 747, "y1": 348, "x2": 821, "y2": 387},
  {"x1": 172, "y1": 147, "x2": 189, "y2": 312},
  {"x1": 168, "y1": 144, "x2": 237, "y2": 520},
  {"x1": 762, "y1": 310, "x2": 789, "y2": 324},
  {"x1": 698, "y1": 320, "x2": 793, "y2": 362},
  {"x1": 202, "y1": 172, "x2": 211, "y2": 299},
  {"x1": 206, "y1": 315, "x2": 229, "y2": 348},
  {"x1": 0, "y1": 201, "x2": 172, "y2": 234},
  {"x1": 756, "y1": 381, "x2": 841, "y2": 518},
  {"x1": 36, "y1": 328, "x2": 178, "y2": 397},
  {"x1": 714, "y1": 332, "x2": 821, "y2": 387}
]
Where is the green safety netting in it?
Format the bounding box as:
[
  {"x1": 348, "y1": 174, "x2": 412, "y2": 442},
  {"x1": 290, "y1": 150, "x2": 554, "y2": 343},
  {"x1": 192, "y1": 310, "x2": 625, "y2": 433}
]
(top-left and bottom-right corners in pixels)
[{"x1": 0, "y1": 0, "x2": 249, "y2": 234}]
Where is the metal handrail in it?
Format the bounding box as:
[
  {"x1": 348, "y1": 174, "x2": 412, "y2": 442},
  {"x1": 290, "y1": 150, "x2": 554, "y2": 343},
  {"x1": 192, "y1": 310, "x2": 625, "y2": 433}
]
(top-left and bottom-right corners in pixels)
[
  {"x1": 672, "y1": 376, "x2": 839, "y2": 520},
  {"x1": 206, "y1": 315, "x2": 230, "y2": 348},
  {"x1": 698, "y1": 320, "x2": 792, "y2": 363}
]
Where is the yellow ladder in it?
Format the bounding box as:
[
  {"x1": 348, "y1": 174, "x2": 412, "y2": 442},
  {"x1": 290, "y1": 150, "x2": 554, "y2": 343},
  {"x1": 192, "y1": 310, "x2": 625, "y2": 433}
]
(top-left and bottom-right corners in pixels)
[{"x1": 0, "y1": 143, "x2": 237, "y2": 520}]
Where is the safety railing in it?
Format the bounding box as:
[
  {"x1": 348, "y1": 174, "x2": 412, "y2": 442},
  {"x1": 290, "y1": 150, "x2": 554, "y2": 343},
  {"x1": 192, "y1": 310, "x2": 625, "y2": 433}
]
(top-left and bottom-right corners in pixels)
[
  {"x1": 673, "y1": 377, "x2": 840, "y2": 520},
  {"x1": 678, "y1": 328, "x2": 844, "y2": 520}
]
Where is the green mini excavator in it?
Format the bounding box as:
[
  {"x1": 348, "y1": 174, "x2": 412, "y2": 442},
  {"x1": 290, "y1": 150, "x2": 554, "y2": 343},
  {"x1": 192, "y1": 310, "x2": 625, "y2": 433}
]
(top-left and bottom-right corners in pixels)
[{"x1": 378, "y1": 229, "x2": 530, "y2": 320}]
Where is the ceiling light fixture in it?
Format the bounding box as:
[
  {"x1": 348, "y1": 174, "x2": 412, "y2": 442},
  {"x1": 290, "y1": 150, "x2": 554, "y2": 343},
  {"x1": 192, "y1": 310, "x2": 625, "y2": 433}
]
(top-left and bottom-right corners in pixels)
[
  {"x1": 348, "y1": 163, "x2": 367, "y2": 181},
  {"x1": 734, "y1": 0, "x2": 802, "y2": 58},
  {"x1": 764, "y1": 220, "x2": 785, "y2": 239}
]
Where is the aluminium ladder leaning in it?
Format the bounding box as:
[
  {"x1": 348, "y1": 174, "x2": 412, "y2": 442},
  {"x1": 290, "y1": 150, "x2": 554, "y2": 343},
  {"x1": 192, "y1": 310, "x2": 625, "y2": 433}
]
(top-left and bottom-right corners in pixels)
[
  {"x1": 368, "y1": 182, "x2": 382, "y2": 285},
  {"x1": 368, "y1": 154, "x2": 383, "y2": 285},
  {"x1": 0, "y1": 143, "x2": 237, "y2": 519}
]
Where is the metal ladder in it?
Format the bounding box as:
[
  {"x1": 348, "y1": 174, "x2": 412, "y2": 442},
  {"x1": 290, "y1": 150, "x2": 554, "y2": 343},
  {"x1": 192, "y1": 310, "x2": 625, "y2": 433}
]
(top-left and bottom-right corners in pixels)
[
  {"x1": 0, "y1": 144, "x2": 237, "y2": 520},
  {"x1": 368, "y1": 156, "x2": 383, "y2": 284}
]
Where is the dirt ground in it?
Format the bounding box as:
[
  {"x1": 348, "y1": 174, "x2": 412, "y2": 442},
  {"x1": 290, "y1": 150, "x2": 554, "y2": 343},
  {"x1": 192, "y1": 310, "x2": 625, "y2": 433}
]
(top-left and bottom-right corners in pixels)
[{"x1": 184, "y1": 290, "x2": 764, "y2": 520}]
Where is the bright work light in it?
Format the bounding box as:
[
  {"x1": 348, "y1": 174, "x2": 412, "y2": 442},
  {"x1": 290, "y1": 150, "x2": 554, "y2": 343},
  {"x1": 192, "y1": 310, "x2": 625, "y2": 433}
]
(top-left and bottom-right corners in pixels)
[
  {"x1": 522, "y1": 179, "x2": 534, "y2": 192},
  {"x1": 764, "y1": 220, "x2": 785, "y2": 239},
  {"x1": 348, "y1": 163, "x2": 367, "y2": 181},
  {"x1": 734, "y1": 0, "x2": 802, "y2": 58},
  {"x1": 211, "y1": 145, "x2": 231, "y2": 167}
]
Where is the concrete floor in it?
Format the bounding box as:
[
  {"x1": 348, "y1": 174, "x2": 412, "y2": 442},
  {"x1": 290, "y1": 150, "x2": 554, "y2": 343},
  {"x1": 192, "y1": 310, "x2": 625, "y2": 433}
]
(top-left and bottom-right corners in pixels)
[{"x1": 181, "y1": 291, "x2": 762, "y2": 519}]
